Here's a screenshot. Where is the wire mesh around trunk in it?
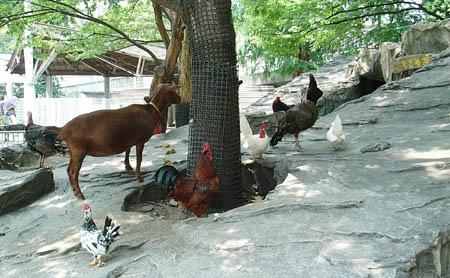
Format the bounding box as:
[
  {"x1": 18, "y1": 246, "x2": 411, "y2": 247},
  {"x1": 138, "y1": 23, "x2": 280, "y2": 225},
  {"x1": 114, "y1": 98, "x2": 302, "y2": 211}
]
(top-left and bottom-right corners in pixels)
[
  {"x1": 183, "y1": 0, "x2": 245, "y2": 210},
  {"x1": 175, "y1": 102, "x2": 190, "y2": 128}
]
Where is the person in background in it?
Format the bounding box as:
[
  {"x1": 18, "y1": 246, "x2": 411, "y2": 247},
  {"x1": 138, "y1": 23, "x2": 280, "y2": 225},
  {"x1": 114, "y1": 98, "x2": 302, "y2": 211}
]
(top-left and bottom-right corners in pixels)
[{"x1": 0, "y1": 96, "x2": 19, "y2": 126}]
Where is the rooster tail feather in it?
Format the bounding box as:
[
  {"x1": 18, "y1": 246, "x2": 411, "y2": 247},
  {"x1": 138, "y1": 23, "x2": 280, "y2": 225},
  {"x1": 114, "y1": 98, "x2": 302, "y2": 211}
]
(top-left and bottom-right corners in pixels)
[
  {"x1": 103, "y1": 216, "x2": 121, "y2": 242},
  {"x1": 240, "y1": 114, "x2": 253, "y2": 137},
  {"x1": 270, "y1": 130, "x2": 284, "y2": 146},
  {"x1": 154, "y1": 165, "x2": 181, "y2": 194}
]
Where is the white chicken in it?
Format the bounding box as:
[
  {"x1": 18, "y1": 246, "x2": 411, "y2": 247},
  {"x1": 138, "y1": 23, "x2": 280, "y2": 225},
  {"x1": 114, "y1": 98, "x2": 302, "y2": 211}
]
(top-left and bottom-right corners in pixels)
[
  {"x1": 80, "y1": 203, "x2": 121, "y2": 267},
  {"x1": 240, "y1": 114, "x2": 270, "y2": 160},
  {"x1": 327, "y1": 114, "x2": 345, "y2": 151}
]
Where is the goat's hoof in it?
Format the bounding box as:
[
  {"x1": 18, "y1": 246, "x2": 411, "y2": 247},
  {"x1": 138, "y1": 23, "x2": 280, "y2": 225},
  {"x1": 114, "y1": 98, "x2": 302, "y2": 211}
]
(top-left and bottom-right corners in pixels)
[
  {"x1": 125, "y1": 165, "x2": 133, "y2": 171},
  {"x1": 75, "y1": 192, "x2": 85, "y2": 200},
  {"x1": 137, "y1": 176, "x2": 144, "y2": 183}
]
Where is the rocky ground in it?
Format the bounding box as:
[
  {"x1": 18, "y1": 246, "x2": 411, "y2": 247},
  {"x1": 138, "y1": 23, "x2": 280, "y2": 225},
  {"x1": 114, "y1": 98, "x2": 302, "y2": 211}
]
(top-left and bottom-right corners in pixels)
[{"x1": 1, "y1": 48, "x2": 450, "y2": 278}]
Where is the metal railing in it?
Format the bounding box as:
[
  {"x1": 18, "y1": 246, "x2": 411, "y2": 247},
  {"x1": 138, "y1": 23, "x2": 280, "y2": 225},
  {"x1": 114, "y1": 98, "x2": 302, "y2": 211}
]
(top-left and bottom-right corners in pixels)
[{"x1": 0, "y1": 130, "x2": 25, "y2": 148}]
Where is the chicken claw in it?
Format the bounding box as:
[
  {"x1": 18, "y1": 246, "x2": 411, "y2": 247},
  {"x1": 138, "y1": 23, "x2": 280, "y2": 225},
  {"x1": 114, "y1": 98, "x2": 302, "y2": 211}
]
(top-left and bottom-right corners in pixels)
[
  {"x1": 87, "y1": 259, "x2": 97, "y2": 267},
  {"x1": 96, "y1": 260, "x2": 105, "y2": 267}
]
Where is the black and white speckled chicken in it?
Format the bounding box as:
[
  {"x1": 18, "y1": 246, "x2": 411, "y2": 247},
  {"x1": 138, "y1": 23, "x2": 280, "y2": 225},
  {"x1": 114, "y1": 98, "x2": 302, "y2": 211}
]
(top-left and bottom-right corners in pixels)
[
  {"x1": 25, "y1": 111, "x2": 67, "y2": 167},
  {"x1": 80, "y1": 203, "x2": 121, "y2": 267}
]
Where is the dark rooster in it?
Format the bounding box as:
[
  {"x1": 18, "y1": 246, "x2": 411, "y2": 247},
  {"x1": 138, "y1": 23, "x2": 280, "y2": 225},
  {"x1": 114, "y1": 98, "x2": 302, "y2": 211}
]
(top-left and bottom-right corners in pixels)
[
  {"x1": 307, "y1": 73, "x2": 323, "y2": 105},
  {"x1": 270, "y1": 87, "x2": 320, "y2": 152},
  {"x1": 154, "y1": 142, "x2": 219, "y2": 217},
  {"x1": 25, "y1": 111, "x2": 67, "y2": 168},
  {"x1": 272, "y1": 96, "x2": 293, "y2": 112}
]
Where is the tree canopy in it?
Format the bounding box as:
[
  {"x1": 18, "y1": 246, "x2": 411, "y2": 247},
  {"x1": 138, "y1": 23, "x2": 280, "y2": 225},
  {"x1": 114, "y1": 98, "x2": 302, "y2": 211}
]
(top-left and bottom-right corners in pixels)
[
  {"x1": 0, "y1": 0, "x2": 165, "y2": 61},
  {"x1": 1, "y1": 0, "x2": 448, "y2": 78},
  {"x1": 233, "y1": 0, "x2": 448, "y2": 77}
]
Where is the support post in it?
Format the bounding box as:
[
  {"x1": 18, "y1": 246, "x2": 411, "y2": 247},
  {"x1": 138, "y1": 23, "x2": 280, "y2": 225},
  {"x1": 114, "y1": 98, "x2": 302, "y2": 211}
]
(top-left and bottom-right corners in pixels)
[
  {"x1": 23, "y1": 0, "x2": 36, "y2": 123},
  {"x1": 45, "y1": 75, "x2": 53, "y2": 98},
  {"x1": 104, "y1": 76, "x2": 111, "y2": 99}
]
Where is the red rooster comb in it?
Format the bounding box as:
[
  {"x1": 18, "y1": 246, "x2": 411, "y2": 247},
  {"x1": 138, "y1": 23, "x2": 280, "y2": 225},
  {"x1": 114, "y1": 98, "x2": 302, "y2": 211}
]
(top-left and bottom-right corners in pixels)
[
  {"x1": 275, "y1": 96, "x2": 280, "y2": 101},
  {"x1": 83, "y1": 203, "x2": 91, "y2": 211},
  {"x1": 202, "y1": 142, "x2": 210, "y2": 152}
]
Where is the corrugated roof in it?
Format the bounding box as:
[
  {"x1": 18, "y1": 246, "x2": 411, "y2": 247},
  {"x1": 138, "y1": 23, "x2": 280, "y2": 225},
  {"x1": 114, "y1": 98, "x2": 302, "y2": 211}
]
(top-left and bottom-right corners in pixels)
[{"x1": 7, "y1": 44, "x2": 168, "y2": 77}]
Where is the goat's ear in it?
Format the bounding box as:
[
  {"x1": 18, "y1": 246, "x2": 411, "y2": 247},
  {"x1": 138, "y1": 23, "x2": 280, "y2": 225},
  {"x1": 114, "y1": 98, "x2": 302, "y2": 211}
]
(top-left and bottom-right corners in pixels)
[{"x1": 173, "y1": 85, "x2": 181, "y2": 91}]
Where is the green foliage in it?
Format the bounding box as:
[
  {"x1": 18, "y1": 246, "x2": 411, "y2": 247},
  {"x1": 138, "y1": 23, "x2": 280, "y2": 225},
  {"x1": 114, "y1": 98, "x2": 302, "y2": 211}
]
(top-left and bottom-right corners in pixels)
[
  {"x1": 13, "y1": 75, "x2": 64, "y2": 98},
  {"x1": 233, "y1": 0, "x2": 447, "y2": 77},
  {"x1": 0, "y1": 0, "x2": 160, "y2": 60},
  {"x1": 0, "y1": 28, "x2": 15, "y2": 53}
]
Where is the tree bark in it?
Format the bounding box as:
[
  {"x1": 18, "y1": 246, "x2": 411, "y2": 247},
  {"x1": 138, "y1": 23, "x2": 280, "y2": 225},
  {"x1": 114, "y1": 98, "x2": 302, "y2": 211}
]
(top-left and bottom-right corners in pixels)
[
  {"x1": 182, "y1": 0, "x2": 244, "y2": 210},
  {"x1": 152, "y1": 0, "x2": 244, "y2": 210},
  {"x1": 147, "y1": 10, "x2": 183, "y2": 96}
]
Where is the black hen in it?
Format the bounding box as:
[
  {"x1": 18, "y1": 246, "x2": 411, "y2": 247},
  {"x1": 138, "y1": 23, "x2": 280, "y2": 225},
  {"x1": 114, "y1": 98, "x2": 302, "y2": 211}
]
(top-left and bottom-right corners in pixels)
[
  {"x1": 270, "y1": 88, "x2": 319, "y2": 152},
  {"x1": 307, "y1": 74, "x2": 323, "y2": 105},
  {"x1": 272, "y1": 96, "x2": 293, "y2": 112},
  {"x1": 25, "y1": 111, "x2": 67, "y2": 168}
]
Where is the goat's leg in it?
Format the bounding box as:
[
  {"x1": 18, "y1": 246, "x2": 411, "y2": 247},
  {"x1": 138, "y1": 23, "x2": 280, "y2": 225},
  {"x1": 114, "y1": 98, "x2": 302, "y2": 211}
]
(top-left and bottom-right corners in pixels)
[
  {"x1": 124, "y1": 148, "x2": 133, "y2": 171},
  {"x1": 135, "y1": 142, "x2": 144, "y2": 182},
  {"x1": 67, "y1": 152, "x2": 86, "y2": 200}
]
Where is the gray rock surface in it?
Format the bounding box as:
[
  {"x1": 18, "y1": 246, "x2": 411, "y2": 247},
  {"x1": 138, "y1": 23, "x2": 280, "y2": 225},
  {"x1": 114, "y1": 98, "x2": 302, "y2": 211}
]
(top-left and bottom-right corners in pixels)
[
  {"x1": 243, "y1": 55, "x2": 364, "y2": 133},
  {"x1": 0, "y1": 49, "x2": 449, "y2": 278},
  {"x1": 0, "y1": 145, "x2": 40, "y2": 171},
  {"x1": 349, "y1": 49, "x2": 384, "y2": 81},
  {"x1": 401, "y1": 19, "x2": 450, "y2": 56},
  {"x1": 0, "y1": 168, "x2": 55, "y2": 215}
]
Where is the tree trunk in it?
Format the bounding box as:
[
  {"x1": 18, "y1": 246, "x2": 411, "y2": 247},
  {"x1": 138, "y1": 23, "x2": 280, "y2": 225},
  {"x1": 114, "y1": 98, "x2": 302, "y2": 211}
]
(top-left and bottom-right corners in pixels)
[
  {"x1": 182, "y1": 0, "x2": 244, "y2": 210},
  {"x1": 148, "y1": 12, "x2": 183, "y2": 96}
]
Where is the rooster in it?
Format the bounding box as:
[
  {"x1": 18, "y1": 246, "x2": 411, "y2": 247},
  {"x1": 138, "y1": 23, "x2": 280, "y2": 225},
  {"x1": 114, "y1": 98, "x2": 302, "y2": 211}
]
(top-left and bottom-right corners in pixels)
[
  {"x1": 327, "y1": 114, "x2": 345, "y2": 151},
  {"x1": 240, "y1": 115, "x2": 269, "y2": 160},
  {"x1": 154, "y1": 142, "x2": 219, "y2": 217},
  {"x1": 25, "y1": 111, "x2": 67, "y2": 168},
  {"x1": 80, "y1": 203, "x2": 121, "y2": 267},
  {"x1": 307, "y1": 73, "x2": 323, "y2": 105},
  {"x1": 272, "y1": 96, "x2": 293, "y2": 112},
  {"x1": 270, "y1": 88, "x2": 319, "y2": 152}
]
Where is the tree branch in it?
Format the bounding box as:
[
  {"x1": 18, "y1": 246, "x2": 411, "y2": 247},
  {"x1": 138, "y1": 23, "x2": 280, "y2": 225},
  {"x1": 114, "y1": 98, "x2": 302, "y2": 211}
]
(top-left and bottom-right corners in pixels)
[
  {"x1": 153, "y1": 2, "x2": 171, "y2": 48},
  {"x1": 326, "y1": 7, "x2": 421, "y2": 26},
  {"x1": 413, "y1": 2, "x2": 445, "y2": 20},
  {"x1": 29, "y1": 1, "x2": 161, "y2": 64},
  {"x1": 150, "y1": 0, "x2": 182, "y2": 13},
  {"x1": 326, "y1": 1, "x2": 416, "y2": 19},
  {"x1": 327, "y1": 1, "x2": 444, "y2": 21}
]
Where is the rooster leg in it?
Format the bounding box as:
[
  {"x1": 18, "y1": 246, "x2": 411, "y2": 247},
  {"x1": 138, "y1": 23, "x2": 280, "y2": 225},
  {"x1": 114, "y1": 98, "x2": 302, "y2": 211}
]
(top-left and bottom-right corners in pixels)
[
  {"x1": 87, "y1": 258, "x2": 97, "y2": 266},
  {"x1": 124, "y1": 149, "x2": 133, "y2": 171},
  {"x1": 96, "y1": 256, "x2": 105, "y2": 267},
  {"x1": 295, "y1": 136, "x2": 304, "y2": 152},
  {"x1": 39, "y1": 155, "x2": 44, "y2": 168}
]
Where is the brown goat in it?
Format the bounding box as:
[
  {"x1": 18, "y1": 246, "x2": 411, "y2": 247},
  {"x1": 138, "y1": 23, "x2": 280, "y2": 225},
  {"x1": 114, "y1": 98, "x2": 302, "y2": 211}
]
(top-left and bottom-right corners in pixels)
[{"x1": 44, "y1": 84, "x2": 181, "y2": 200}]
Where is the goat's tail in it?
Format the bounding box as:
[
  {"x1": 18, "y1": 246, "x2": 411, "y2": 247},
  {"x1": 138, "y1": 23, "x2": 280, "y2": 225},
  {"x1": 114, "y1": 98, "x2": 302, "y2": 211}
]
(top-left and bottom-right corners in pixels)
[{"x1": 42, "y1": 126, "x2": 62, "y2": 134}]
